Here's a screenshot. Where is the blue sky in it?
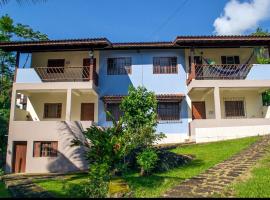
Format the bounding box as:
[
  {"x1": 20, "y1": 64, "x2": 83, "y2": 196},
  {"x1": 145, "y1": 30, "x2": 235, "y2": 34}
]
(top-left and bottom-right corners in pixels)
[{"x1": 1, "y1": 0, "x2": 270, "y2": 42}]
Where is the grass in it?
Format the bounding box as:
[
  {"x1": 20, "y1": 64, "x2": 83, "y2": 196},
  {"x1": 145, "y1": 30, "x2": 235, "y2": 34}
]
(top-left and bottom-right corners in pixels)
[
  {"x1": 35, "y1": 136, "x2": 260, "y2": 198},
  {"x1": 34, "y1": 173, "x2": 88, "y2": 198},
  {"x1": 123, "y1": 136, "x2": 260, "y2": 197},
  {"x1": 229, "y1": 149, "x2": 270, "y2": 198},
  {"x1": 0, "y1": 181, "x2": 11, "y2": 198}
]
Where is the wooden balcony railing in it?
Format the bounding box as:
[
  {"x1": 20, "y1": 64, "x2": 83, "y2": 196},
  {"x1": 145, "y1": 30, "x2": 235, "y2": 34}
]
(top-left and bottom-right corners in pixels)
[
  {"x1": 34, "y1": 66, "x2": 99, "y2": 86},
  {"x1": 187, "y1": 64, "x2": 252, "y2": 84}
]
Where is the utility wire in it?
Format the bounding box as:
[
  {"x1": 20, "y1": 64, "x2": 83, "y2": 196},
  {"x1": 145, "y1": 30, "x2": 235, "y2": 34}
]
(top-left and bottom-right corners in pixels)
[{"x1": 148, "y1": 0, "x2": 189, "y2": 39}]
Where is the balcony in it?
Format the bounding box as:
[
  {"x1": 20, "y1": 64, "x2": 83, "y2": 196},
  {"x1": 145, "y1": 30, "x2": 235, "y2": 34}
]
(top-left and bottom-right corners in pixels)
[
  {"x1": 34, "y1": 66, "x2": 98, "y2": 85},
  {"x1": 188, "y1": 64, "x2": 252, "y2": 81},
  {"x1": 16, "y1": 66, "x2": 98, "y2": 85}
]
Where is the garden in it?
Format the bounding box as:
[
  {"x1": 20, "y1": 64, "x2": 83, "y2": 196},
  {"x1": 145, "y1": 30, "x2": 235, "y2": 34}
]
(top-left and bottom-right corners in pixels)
[{"x1": 32, "y1": 86, "x2": 261, "y2": 198}]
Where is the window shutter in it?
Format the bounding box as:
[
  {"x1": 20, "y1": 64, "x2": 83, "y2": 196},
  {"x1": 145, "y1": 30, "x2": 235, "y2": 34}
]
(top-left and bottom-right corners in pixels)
[
  {"x1": 221, "y1": 56, "x2": 227, "y2": 64},
  {"x1": 33, "y1": 142, "x2": 41, "y2": 157},
  {"x1": 44, "y1": 104, "x2": 49, "y2": 118},
  {"x1": 234, "y1": 56, "x2": 240, "y2": 64},
  {"x1": 57, "y1": 104, "x2": 62, "y2": 118},
  {"x1": 51, "y1": 142, "x2": 58, "y2": 157}
]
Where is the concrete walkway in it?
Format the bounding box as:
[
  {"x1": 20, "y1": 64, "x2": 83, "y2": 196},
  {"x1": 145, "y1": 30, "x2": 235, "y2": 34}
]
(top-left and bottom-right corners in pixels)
[
  {"x1": 163, "y1": 135, "x2": 270, "y2": 198},
  {"x1": 3, "y1": 174, "x2": 56, "y2": 198}
]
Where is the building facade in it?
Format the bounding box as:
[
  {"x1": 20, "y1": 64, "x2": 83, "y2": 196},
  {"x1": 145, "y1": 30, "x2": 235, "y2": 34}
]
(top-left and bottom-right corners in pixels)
[{"x1": 1, "y1": 36, "x2": 270, "y2": 173}]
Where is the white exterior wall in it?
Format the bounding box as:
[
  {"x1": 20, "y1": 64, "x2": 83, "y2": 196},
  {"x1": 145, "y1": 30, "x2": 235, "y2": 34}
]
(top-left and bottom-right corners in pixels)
[
  {"x1": 190, "y1": 119, "x2": 270, "y2": 143},
  {"x1": 6, "y1": 121, "x2": 90, "y2": 173}
]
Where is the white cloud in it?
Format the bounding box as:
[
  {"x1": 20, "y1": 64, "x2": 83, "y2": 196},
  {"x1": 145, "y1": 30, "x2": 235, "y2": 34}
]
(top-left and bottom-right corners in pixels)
[{"x1": 213, "y1": 0, "x2": 270, "y2": 35}]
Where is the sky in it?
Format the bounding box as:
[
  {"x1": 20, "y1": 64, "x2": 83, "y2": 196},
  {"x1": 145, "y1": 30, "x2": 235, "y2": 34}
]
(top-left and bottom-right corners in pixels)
[{"x1": 1, "y1": 0, "x2": 270, "y2": 42}]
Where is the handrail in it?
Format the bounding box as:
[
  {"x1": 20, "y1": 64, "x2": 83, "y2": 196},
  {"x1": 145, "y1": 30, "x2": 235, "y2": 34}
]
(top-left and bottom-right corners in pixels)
[
  {"x1": 34, "y1": 66, "x2": 99, "y2": 86},
  {"x1": 187, "y1": 64, "x2": 252, "y2": 82}
]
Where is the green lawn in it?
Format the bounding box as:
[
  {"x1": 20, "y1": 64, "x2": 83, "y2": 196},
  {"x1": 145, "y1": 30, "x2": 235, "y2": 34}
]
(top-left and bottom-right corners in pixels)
[
  {"x1": 35, "y1": 173, "x2": 88, "y2": 198},
  {"x1": 123, "y1": 136, "x2": 260, "y2": 197},
  {"x1": 35, "y1": 136, "x2": 260, "y2": 198},
  {"x1": 0, "y1": 181, "x2": 11, "y2": 198},
  {"x1": 230, "y1": 149, "x2": 270, "y2": 198}
]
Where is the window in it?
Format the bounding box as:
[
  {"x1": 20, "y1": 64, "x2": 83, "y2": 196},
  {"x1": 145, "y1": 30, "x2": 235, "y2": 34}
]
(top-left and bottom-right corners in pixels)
[
  {"x1": 153, "y1": 57, "x2": 177, "y2": 74},
  {"x1": 106, "y1": 103, "x2": 122, "y2": 121},
  {"x1": 157, "y1": 102, "x2": 180, "y2": 121},
  {"x1": 224, "y1": 99, "x2": 245, "y2": 118},
  {"x1": 47, "y1": 59, "x2": 65, "y2": 73},
  {"x1": 33, "y1": 141, "x2": 58, "y2": 157},
  {"x1": 44, "y1": 103, "x2": 62, "y2": 118},
  {"x1": 221, "y1": 56, "x2": 240, "y2": 64},
  {"x1": 262, "y1": 91, "x2": 270, "y2": 106},
  {"x1": 107, "y1": 57, "x2": 132, "y2": 75}
]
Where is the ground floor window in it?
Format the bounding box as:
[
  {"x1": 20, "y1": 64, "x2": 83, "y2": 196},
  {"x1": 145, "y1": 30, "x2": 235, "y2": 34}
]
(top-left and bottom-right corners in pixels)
[
  {"x1": 106, "y1": 103, "x2": 122, "y2": 121},
  {"x1": 157, "y1": 102, "x2": 180, "y2": 121},
  {"x1": 33, "y1": 141, "x2": 58, "y2": 157},
  {"x1": 44, "y1": 103, "x2": 62, "y2": 118},
  {"x1": 224, "y1": 98, "x2": 246, "y2": 118}
]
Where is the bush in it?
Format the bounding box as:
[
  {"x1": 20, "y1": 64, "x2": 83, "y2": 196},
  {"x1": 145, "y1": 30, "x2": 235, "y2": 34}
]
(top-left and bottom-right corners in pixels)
[
  {"x1": 153, "y1": 149, "x2": 192, "y2": 172},
  {"x1": 120, "y1": 86, "x2": 165, "y2": 149},
  {"x1": 136, "y1": 148, "x2": 158, "y2": 176}
]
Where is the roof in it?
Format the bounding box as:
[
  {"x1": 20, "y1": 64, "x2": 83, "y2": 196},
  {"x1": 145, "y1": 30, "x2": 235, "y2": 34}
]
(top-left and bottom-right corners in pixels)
[
  {"x1": 102, "y1": 94, "x2": 185, "y2": 103},
  {"x1": 0, "y1": 35, "x2": 270, "y2": 52},
  {"x1": 0, "y1": 38, "x2": 111, "y2": 52},
  {"x1": 174, "y1": 35, "x2": 270, "y2": 47}
]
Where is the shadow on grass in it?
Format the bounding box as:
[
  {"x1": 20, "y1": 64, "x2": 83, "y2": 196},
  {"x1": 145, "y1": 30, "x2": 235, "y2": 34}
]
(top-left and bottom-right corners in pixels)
[{"x1": 123, "y1": 158, "x2": 204, "y2": 190}]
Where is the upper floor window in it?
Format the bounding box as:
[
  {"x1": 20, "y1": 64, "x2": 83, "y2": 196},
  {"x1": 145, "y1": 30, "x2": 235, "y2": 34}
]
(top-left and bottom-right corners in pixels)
[
  {"x1": 153, "y1": 57, "x2": 177, "y2": 74},
  {"x1": 44, "y1": 103, "x2": 62, "y2": 118},
  {"x1": 221, "y1": 56, "x2": 240, "y2": 65},
  {"x1": 105, "y1": 103, "x2": 122, "y2": 121},
  {"x1": 47, "y1": 59, "x2": 65, "y2": 73},
  {"x1": 33, "y1": 141, "x2": 58, "y2": 157},
  {"x1": 157, "y1": 102, "x2": 180, "y2": 121},
  {"x1": 107, "y1": 57, "x2": 132, "y2": 75}
]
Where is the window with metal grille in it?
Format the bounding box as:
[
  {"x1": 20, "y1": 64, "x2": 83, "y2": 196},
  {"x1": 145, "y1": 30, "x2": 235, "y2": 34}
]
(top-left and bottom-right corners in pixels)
[
  {"x1": 157, "y1": 102, "x2": 180, "y2": 120},
  {"x1": 106, "y1": 103, "x2": 122, "y2": 121},
  {"x1": 153, "y1": 57, "x2": 178, "y2": 74},
  {"x1": 44, "y1": 103, "x2": 62, "y2": 118},
  {"x1": 47, "y1": 59, "x2": 65, "y2": 73},
  {"x1": 107, "y1": 57, "x2": 132, "y2": 75},
  {"x1": 224, "y1": 99, "x2": 245, "y2": 118},
  {"x1": 221, "y1": 56, "x2": 240, "y2": 64},
  {"x1": 33, "y1": 141, "x2": 58, "y2": 157}
]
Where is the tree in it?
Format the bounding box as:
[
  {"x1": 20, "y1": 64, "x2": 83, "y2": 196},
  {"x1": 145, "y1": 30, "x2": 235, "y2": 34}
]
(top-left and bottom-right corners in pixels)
[
  {"x1": 120, "y1": 86, "x2": 165, "y2": 149},
  {"x1": 251, "y1": 27, "x2": 270, "y2": 36},
  {"x1": 0, "y1": 14, "x2": 48, "y2": 168}
]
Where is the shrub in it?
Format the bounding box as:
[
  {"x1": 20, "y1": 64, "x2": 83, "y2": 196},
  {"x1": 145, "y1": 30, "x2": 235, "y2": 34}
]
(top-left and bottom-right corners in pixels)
[
  {"x1": 136, "y1": 148, "x2": 158, "y2": 176},
  {"x1": 120, "y1": 86, "x2": 165, "y2": 149},
  {"x1": 153, "y1": 149, "x2": 192, "y2": 172}
]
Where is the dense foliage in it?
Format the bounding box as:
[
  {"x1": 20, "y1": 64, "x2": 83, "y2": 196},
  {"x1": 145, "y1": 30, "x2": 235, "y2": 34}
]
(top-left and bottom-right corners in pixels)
[
  {"x1": 120, "y1": 86, "x2": 165, "y2": 149},
  {"x1": 252, "y1": 27, "x2": 270, "y2": 64},
  {"x1": 136, "y1": 148, "x2": 158, "y2": 176},
  {"x1": 0, "y1": 14, "x2": 48, "y2": 168},
  {"x1": 72, "y1": 86, "x2": 166, "y2": 197}
]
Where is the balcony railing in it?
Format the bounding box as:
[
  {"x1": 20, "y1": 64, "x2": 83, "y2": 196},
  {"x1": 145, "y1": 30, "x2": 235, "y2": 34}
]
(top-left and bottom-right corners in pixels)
[
  {"x1": 187, "y1": 64, "x2": 252, "y2": 83},
  {"x1": 34, "y1": 66, "x2": 99, "y2": 86}
]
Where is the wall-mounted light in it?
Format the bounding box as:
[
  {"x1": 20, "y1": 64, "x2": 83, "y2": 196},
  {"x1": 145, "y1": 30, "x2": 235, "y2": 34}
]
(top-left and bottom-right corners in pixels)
[{"x1": 89, "y1": 50, "x2": 94, "y2": 58}]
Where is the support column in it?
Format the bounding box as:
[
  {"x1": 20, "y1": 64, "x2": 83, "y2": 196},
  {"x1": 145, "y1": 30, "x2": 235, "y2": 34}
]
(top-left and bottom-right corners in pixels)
[
  {"x1": 190, "y1": 48, "x2": 195, "y2": 79},
  {"x1": 214, "y1": 87, "x2": 221, "y2": 119},
  {"x1": 66, "y1": 89, "x2": 72, "y2": 121},
  {"x1": 13, "y1": 51, "x2": 20, "y2": 82}
]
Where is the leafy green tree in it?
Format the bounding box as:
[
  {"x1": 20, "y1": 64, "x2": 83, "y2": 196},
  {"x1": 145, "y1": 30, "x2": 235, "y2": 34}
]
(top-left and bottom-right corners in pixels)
[
  {"x1": 71, "y1": 116, "x2": 130, "y2": 197},
  {"x1": 252, "y1": 27, "x2": 270, "y2": 36},
  {"x1": 0, "y1": 14, "x2": 48, "y2": 168},
  {"x1": 120, "y1": 86, "x2": 165, "y2": 149}
]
